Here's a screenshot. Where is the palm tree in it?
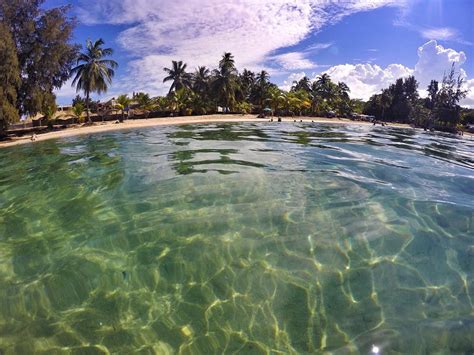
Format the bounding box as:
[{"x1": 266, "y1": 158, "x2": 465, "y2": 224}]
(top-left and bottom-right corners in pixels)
[
  {"x1": 292, "y1": 76, "x2": 311, "y2": 93},
  {"x1": 192, "y1": 66, "x2": 210, "y2": 96},
  {"x1": 71, "y1": 39, "x2": 118, "y2": 123},
  {"x1": 337, "y1": 82, "x2": 350, "y2": 100},
  {"x1": 219, "y1": 52, "x2": 237, "y2": 76},
  {"x1": 135, "y1": 92, "x2": 154, "y2": 118},
  {"x1": 267, "y1": 86, "x2": 286, "y2": 116},
  {"x1": 251, "y1": 70, "x2": 270, "y2": 112},
  {"x1": 115, "y1": 94, "x2": 130, "y2": 122},
  {"x1": 211, "y1": 52, "x2": 240, "y2": 112},
  {"x1": 239, "y1": 69, "x2": 255, "y2": 99},
  {"x1": 71, "y1": 103, "x2": 84, "y2": 124},
  {"x1": 163, "y1": 60, "x2": 192, "y2": 94}
]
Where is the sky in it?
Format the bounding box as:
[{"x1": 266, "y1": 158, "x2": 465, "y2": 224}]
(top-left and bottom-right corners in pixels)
[{"x1": 48, "y1": 0, "x2": 474, "y2": 107}]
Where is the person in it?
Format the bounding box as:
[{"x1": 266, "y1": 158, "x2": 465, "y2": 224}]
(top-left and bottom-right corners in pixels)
[{"x1": 31, "y1": 133, "x2": 37, "y2": 142}]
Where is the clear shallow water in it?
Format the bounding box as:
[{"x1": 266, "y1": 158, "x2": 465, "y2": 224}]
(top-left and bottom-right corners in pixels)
[{"x1": 0, "y1": 122, "x2": 473, "y2": 354}]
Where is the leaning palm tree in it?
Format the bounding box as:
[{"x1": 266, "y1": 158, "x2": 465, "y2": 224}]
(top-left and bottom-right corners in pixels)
[
  {"x1": 71, "y1": 39, "x2": 118, "y2": 123},
  {"x1": 163, "y1": 60, "x2": 192, "y2": 94}
]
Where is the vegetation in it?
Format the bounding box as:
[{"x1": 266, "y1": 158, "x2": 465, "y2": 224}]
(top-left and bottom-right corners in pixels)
[
  {"x1": 364, "y1": 64, "x2": 468, "y2": 131},
  {"x1": 71, "y1": 39, "x2": 118, "y2": 123},
  {"x1": 0, "y1": 22, "x2": 20, "y2": 136},
  {"x1": 0, "y1": 0, "x2": 77, "y2": 133},
  {"x1": 72, "y1": 103, "x2": 85, "y2": 124},
  {"x1": 115, "y1": 94, "x2": 130, "y2": 122}
]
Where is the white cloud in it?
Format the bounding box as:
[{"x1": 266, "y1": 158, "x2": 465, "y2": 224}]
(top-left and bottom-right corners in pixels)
[
  {"x1": 320, "y1": 63, "x2": 413, "y2": 100},
  {"x1": 279, "y1": 71, "x2": 307, "y2": 91},
  {"x1": 74, "y1": 0, "x2": 408, "y2": 96},
  {"x1": 421, "y1": 27, "x2": 458, "y2": 41},
  {"x1": 286, "y1": 40, "x2": 472, "y2": 104},
  {"x1": 414, "y1": 40, "x2": 467, "y2": 87},
  {"x1": 462, "y1": 79, "x2": 474, "y2": 108},
  {"x1": 271, "y1": 52, "x2": 317, "y2": 70},
  {"x1": 305, "y1": 42, "x2": 333, "y2": 52}
]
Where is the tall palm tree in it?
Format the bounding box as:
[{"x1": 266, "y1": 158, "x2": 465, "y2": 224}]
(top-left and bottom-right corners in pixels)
[
  {"x1": 211, "y1": 53, "x2": 240, "y2": 112},
  {"x1": 252, "y1": 70, "x2": 270, "y2": 111},
  {"x1": 219, "y1": 52, "x2": 237, "y2": 76},
  {"x1": 163, "y1": 60, "x2": 192, "y2": 94},
  {"x1": 71, "y1": 39, "x2": 118, "y2": 123},
  {"x1": 192, "y1": 66, "x2": 210, "y2": 96},
  {"x1": 239, "y1": 69, "x2": 255, "y2": 99}
]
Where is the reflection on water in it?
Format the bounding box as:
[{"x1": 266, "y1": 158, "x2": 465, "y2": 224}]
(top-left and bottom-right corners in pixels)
[{"x1": 0, "y1": 123, "x2": 473, "y2": 353}]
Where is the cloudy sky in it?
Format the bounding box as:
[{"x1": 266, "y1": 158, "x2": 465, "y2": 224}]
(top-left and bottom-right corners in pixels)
[{"x1": 48, "y1": 0, "x2": 474, "y2": 106}]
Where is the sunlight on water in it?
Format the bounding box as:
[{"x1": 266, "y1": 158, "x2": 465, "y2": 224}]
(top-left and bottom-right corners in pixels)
[{"x1": 0, "y1": 123, "x2": 473, "y2": 353}]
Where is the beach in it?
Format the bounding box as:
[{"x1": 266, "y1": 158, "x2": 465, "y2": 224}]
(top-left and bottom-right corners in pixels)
[{"x1": 0, "y1": 114, "x2": 420, "y2": 148}]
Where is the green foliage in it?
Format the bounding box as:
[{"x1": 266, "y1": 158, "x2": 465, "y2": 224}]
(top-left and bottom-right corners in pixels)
[
  {"x1": 461, "y1": 109, "x2": 474, "y2": 124},
  {"x1": 0, "y1": 22, "x2": 20, "y2": 136},
  {"x1": 163, "y1": 60, "x2": 192, "y2": 94},
  {"x1": 136, "y1": 92, "x2": 154, "y2": 116},
  {"x1": 0, "y1": 0, "x2": 78, "y2": 117},
  {"x1": 72, "y1": 102, "x2": 85, "y2": 123},
  {"x1": 211, "y1": 53, "x2": 241, "y2": 111},
  {"x1": 364, "y1": 76, "x2": 419, "y2": 123},
  {"x1": 115, "y1": 94, "x2": 130, "y2": 121},
  {"x1": 432, "y1": 63, "x2": 467, "y2": 127},
  {"x1": 71, "y1": 38, "x2": 118, "y2": 122}
]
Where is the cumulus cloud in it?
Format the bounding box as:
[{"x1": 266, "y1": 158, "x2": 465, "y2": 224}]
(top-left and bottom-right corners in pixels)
[
  {"x1": 73, "y1": 0, "x2": 408, "y2": 96},
  {"x1": 291, "y1": 40, "x2": 471, "y2": 104},
  {"x1": 321, "y1": 63, "x2": 413, "y2": 100},
  {"x1": 462, "y1": 79, "x2": 474, "y2": 108},
  {"x1": 414, "y1": 40, "x2": 467, "y2": 87}
]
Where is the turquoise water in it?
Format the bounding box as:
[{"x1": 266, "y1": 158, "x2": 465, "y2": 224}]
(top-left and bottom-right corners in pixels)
[{"x1": 0, "y1": 122, "x2": 473, "y2": 354}]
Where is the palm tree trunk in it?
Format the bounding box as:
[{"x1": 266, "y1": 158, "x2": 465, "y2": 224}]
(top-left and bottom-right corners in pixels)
[{"x1": 86, "y1": 91, "x2": 91, "y2": 123}]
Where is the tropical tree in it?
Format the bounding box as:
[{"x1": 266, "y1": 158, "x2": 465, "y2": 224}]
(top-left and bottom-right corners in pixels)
[
  {"x1": 433, "y1": 63, "x2": 467, "y2": 127},
  {"x1": 426, "y1": 80, "x2": 439, "y2": 110},
  {"x1": 168, "y1": 88, "x2": 192, "y2": 115},
  {"x1": 239, "y1": 69, "x2": 255, "y2": 100},
  {"x1": 41, "y1": 102, "x2": 57, "y2": 126},
  {"x1": 0, "y1": 0, "x2": 77, "y2": 117},
  {"x1": 251, "y1": 70, "x2": 271, "y2": 112},
  {"x1": 292, "y1": 76, "x2": 311, "y2": 93},
  {"x1": 71, "y1": 38, "x2": 118, "y2": 123},
  {"x1": 163, "y1": 60, "x2": 192, "y2": 94},
  {"x1": 192, "y1": 66, "x2": 211, "y2": 96},
  {"x1": 211, "y1": 52, "x2": 240, "y2": 112},
  {"x1": 0, "y1": 22, "x2": 20, "y2": 136},
  {"x1": 115, "y1": 94, "x2": 130, "y2": 122},
  {"x1": 71, "y1": 102, "x2": 84, "y2": 124},
  {"x1": 134, "y1": 92, "x2": 154, "y2": 118},
  {"x1": 267, "y1": 86, "x2": 286, "y2": 115}
]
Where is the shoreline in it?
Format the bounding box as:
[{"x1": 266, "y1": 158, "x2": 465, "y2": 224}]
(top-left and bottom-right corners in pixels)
[{"x1": 0, "y1": 114, "x2": 468, "y2": 148}]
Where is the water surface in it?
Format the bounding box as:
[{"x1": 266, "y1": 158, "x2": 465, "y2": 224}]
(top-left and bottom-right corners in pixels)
[{"x1": 0, "y1": 123, "x2": 473, "y2": 353}]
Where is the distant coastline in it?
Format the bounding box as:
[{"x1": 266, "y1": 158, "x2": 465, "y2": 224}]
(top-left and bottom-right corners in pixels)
[{"x1": 0, "y1": 114, "x2": 424, "y2": 148}]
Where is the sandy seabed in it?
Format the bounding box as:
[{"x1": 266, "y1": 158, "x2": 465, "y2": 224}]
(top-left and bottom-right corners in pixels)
[{"x1": 0, "y1": 114, "x2": 462, "y2": 148}]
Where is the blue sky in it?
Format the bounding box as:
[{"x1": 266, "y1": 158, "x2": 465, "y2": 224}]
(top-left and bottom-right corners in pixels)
[{"x1": 49, "y1": 0, "x2": 474, "y2": 106}]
